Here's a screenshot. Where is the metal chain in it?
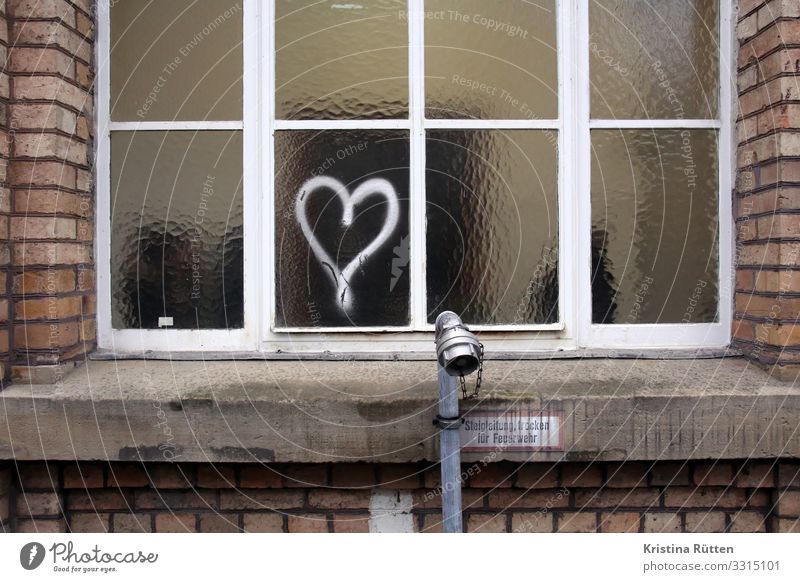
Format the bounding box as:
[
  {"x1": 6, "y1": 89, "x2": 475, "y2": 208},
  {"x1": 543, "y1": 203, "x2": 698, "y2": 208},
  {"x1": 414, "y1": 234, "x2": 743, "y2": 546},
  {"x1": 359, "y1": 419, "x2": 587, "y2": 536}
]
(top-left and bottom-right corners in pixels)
[{"x1": 460, "y1": 343, "x2": 484, "y2": 400}]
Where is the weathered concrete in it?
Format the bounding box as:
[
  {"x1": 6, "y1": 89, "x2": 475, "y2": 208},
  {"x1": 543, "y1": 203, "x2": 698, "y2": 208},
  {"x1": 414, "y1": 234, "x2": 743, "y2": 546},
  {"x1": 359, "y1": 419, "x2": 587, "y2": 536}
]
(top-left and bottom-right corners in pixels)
[{"x1": 0, "y1": 358, "x2": 798, "y2": 463}]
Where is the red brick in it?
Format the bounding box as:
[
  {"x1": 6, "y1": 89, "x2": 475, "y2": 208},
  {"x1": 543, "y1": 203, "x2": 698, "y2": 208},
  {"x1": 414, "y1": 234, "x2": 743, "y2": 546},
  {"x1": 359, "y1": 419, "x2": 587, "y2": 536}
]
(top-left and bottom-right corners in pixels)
[
  {"x1": 69, "y1": 513, "x2": 110, "y2": 533},
  {"x1": 511, "y1": 512, "x2": 554, "y2": 533},
  {"x1": 283, "y1": 464, "x2": 326, "y2": 488},
  {"x1": 775, "y1": 490, "x2": 800, "y2": 517},
  {"x1": 148, "y1": 464, "x2": 193, "y2": 489},
  {"x1": 243, "y1": 513, "x2": 284, "y2": 533},
  {"x1": 15, "y1": 518, "x2": 66, "y2": 533},
  {"x1": 308, "y1": 490, "x2": 370, "y2": 510},
  {"x1": 730, "y1": 511, "x2": 767, "y2": 532},
  {"x1": 332, "y1": 514, "x2": 370, "y2": 533},
  {"x1": 197, "y1": 465, "x2": 236, "y2": 489},
  {"x1": 379, "y1": 464, "x2": 422, "y2": 489},
  {"x1": 562, "y1": 464, "x2": 603, "y2": 488},
  {"x1": 643, "y1": 513, "x2": 681, "y2": 533},
  {"x1": 599, "y1": 512, "x2": 640, "y2": 532},
  {"x1": 113, "y1": 513, "x2": 152, "y2": 533},
  {"x1": 778, "y1": 463, "x2": 800, "y2": 487},
  {"x1": 467, "y1": 513, "x2": 507, "y2": 533},
  {"x1": 574, "y1": 488, "x2": 660, "y2": 509},
  {"x1": 63, "y1": 463, "x2": 104, "y2": 489},
  {"x1": 8, "y1": 216, "x2": 78, "y2": 240},
  {"x1": 604, "y1": 462, "x2": 649, "y2": 488},
  {"x1": 219, "y1": 490, "x2": 303, "y2": 511},
  {"x1": 649, "y1": 462, "x2": 690, "y2": 486},
  {"x1": 331, "y1": 464, "x2": 375, "y2": 488},
  {"x1": 16, "y1": 491, "x2": 62, "y2": 516},
  {"x1": 736, "y1": 462, "x2": 776, "y2": 488},
  {"x1": 288, "y1": 514, "x2": 328, "y2": 533},
  {"x1": 466, "y1": 463, "x2": 514, "y2": 488},
  {"x1": 239, "y1": 465, "x2": 282, "y2": 488},
  {"x1": 557, "y1": 512, "x2": 596, "y2": 533},
  {"x1": 67, "y1": 490, "x2": 133, "y2": 511},
  {"x1": 107, "y1": 464, "x2": 148, "y2": 488},
  {"x1": 489, "y1": 488, "x2": 570, "y2": 510},
  {"x1": 685, "y1": 511, "x2": 726, "y2": 533},
  {"x1": 199, "y1": 514, "x2": 240, "y2": 533},
  {"x1": 155, "y1": 514, "x2": 196, "y2": 533},
  {"x1": 772, "y1": 517, "x2": 800, "y2": 532},
  {"x1": 664, "y1": 487, "x2": 748, "y2": 509},
  {"x1": 693, "y1": 462, "x2": 735, "y2": 486},
  {"x1": 13, "y1": 269, "x2": 76, "y2": 295},
  {"x1": 134, "y1": 490, "x2": 216, "y2": 511},
  {"x1": 516, "y1": 463, "x2": 559, "y2": 489},
  {"x1": 17, "y1": 463, "x2": 58, "y2": 488}
]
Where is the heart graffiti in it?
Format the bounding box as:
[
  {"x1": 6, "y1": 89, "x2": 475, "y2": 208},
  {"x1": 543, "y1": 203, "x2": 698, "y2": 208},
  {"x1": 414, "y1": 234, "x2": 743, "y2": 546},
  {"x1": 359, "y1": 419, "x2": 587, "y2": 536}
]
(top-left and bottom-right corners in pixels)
[{"x1": 295, "y1": 176, "x2": 399, "y2": 314}]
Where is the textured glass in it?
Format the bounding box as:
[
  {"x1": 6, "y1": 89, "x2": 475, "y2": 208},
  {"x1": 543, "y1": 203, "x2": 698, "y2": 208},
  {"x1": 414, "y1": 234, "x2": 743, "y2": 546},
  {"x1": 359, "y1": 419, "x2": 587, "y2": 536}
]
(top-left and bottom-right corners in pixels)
[
  {"x1": 275, "y1": 130, "x2": 410, "y2": 327},
  {"x1": 111, "y1": 131, "x2": 244, "y2": 329},
  {"x1": 591, "y1": 129, "x2": 718, "y2": 324},
  {"x1": 111, "y1": 0, "x2": 243, "y2": 121},
  {"x1": 425, "y1": 0, "x2": 557, "y2": 119},
  {"x1": 426, "y1": 130, "x2": 559, "y2": 325},
  {"x1": 590, "y1": 0, "x2": 719, "y2": 119},
  {"x1": 276, "y1": 0, "x2": 408, "y2": 120}
]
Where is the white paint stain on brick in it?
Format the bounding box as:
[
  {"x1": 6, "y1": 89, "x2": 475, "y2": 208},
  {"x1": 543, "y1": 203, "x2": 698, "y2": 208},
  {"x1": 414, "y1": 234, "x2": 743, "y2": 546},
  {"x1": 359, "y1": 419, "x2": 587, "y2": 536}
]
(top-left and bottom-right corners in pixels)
[{"x1": 368, "y1": 490, "x2": 414, "y2": 533}]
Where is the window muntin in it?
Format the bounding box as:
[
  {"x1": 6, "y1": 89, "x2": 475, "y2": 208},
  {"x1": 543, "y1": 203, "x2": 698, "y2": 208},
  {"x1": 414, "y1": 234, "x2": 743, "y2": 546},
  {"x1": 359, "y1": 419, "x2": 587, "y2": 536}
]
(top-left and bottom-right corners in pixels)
[{"x1": 98, "y1": 0, "x2": 732, "y2": 353}]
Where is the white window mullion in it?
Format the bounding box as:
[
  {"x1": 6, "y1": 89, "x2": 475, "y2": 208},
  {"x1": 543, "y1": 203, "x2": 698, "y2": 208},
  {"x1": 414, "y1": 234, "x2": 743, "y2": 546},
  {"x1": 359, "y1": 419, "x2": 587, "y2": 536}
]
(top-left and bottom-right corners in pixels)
[
  {"x1": 559, "y1": 0, "x2": 577, "y2": 343},
  {"x1": 409, "y1": 0, "x2": 427, "y2": 330},
  {"x1": 264, "y1": 0, "x2": 277, "y2": 337}
]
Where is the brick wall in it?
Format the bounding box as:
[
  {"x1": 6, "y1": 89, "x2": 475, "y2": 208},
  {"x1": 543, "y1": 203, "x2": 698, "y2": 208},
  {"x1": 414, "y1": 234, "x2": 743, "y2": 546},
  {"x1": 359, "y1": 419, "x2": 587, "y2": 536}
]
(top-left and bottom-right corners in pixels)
[
  {"x1": 0, "y1": 0, "x2": 95, "y2": 384},
  {"x1": 0, "y1": 463, "x2": 10, "y2": 531},
  {"x1": 4, "y1": 460, "x2": 799, "y2": 533},
  {"x1": 734, "y1": 0, "x2": 800, "y2": 377},
  {"x1": 1, "y1": 3, "x2": 12, "y2": 381}
]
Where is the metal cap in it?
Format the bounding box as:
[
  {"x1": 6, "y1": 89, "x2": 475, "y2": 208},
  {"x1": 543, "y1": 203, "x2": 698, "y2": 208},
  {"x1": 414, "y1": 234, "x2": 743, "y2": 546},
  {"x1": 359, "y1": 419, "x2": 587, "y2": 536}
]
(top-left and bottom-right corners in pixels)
[{"x1": 434, "y1": 311, "x2": 482, "y2": 377}]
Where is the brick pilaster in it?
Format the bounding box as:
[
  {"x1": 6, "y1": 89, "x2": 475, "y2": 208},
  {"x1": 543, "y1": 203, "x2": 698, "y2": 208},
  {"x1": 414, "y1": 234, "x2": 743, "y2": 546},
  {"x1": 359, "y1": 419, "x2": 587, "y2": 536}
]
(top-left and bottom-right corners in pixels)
[
  {"x1": 734, "y1": 0, "x2": 800, "y2": 378},
  {"x1": 4, "y1": 0, "x2": 95, "y2": 383},
  {"x1": 0, "y1": 2, "x2": 12, "y2": 382}
]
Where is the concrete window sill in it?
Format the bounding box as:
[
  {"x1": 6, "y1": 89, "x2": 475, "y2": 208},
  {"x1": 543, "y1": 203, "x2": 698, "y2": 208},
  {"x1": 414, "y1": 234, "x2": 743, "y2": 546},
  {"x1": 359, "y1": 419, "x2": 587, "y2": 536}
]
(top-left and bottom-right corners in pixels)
[{"x1": 0, "y1": 358, "x2": 797, "y2": 463}]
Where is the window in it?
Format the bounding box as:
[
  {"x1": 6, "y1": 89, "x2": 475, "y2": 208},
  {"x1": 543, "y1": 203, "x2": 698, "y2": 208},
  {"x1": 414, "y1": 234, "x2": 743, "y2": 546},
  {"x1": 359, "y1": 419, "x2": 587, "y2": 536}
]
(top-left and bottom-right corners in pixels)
[{"x1": 97, "y1": 0, "x2": 732, "y2": 354}]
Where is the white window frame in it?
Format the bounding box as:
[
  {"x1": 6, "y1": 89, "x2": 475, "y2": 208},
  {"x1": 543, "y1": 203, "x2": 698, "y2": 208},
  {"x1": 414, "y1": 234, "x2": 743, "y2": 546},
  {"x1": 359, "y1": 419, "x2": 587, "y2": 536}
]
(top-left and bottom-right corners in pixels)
[{"x1": 95, "y1": 0, "x2": 733, "y2": 356}]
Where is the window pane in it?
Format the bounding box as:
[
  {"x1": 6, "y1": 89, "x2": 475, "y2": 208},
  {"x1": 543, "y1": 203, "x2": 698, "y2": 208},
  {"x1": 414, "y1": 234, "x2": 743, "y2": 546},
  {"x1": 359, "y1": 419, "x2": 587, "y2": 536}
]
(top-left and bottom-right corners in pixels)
[
  {"x1": 591, "y1": 129, "x2": 718, "y2": 324},
  {"x1": 275, "y1": 130, "x2": 410, "y2": 327},
  {"x1": 590, "y1": 0, "x2": 719, "y2": 119},
  {"x1": 111, "y1": 131, "x2": 244, "y2": 329},
  {"x1": 426, "y1": 130, "x2": 558, "y2": 325},
  {"x1": 111, "y1": 0, "x2": 243, "y2": 121},
  {"x1": 276, "y1": 1, "x2": 408, "y2": 120},
  {"x1": 425, "y1": 0, "x2": 557, "y2": 120}
]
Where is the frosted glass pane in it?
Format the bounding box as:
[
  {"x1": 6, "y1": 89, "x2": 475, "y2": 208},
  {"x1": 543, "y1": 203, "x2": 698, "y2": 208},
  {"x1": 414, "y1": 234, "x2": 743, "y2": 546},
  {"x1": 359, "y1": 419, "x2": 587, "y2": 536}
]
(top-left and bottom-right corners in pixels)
[
  {"x1": 591, "y1": 129, "x2": 718, "y2": 324},
  {"x1": 275, "y1": 130, "x2": 410, "y2": 327},
  {"x1": 111, "y1": 131, "x2": 243, "y2": 329},
  {"x1": 111, "y1": 0, "x2": 243, "y2": 121},
  {"x1": 276, "y1": 0, "x2": 408, "y2": 120},
  {"x1": 426, "y1": 130, "x2": 559, "y2": 325},
  {"x1": 425, "y1": 0, "x2": 557, "y2": 120},
  {"x1": 590, "y1": 0, "x2": 719, "y2": 119}
]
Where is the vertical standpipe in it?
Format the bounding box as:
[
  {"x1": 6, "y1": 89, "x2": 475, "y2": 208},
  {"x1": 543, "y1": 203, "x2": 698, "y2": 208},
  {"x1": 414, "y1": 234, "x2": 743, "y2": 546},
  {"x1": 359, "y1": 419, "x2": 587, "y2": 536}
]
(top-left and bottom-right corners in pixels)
[
  {"x1": 434, "y1": 311, "x2": 483, "y2": 534},
  {"x1": 438, "y1": 367, "x2": 463, "y2": 533}
]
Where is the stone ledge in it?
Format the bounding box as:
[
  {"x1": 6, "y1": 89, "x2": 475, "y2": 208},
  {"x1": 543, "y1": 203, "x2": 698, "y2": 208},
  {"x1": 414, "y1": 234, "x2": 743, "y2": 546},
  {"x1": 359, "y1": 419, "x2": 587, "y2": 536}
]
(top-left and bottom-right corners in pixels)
[{"x1": 0, "y1": 358, "x2": 798, "y2": 464}]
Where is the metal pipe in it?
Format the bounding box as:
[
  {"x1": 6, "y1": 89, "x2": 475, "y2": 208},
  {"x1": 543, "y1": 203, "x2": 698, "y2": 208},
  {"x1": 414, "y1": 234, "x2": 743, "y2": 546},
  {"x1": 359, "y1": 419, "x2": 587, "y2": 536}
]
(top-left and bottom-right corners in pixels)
[{"x1": 437, "y1": 365, "x2": 463, "y2": 533}]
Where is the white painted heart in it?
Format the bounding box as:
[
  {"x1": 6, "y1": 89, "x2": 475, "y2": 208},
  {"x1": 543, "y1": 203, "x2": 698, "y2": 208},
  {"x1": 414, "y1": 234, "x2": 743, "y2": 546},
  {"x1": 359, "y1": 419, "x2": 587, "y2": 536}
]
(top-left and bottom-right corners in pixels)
[{"x1": 295, "y1": 176, "x2": 399, "y2": 314}]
